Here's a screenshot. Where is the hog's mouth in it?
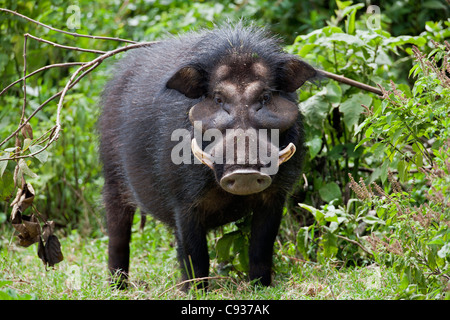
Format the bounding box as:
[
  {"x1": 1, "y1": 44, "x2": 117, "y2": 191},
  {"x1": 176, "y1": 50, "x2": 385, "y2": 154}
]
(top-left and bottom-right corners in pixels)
[{"x1": 191, "y1": 138, "x2": 296, "y2": 195}]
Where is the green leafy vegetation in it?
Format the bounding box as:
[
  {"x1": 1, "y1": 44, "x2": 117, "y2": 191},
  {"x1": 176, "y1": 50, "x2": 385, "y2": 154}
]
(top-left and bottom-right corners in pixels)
[
  {"x1": 285, "y1": 3, "x2": 449, "y2": 299},
  {"x1": 1, "y1": 0, "x2": 449, "y2": 299}
]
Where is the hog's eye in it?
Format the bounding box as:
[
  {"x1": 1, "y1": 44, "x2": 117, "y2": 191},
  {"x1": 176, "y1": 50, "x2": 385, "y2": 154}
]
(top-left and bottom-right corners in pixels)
[
  {"x1": 261, "y1": 92, "x2": 272, "y2": 104},
  {"x1": 214, "y1": 96, "x2": 224, "y2": 106}
]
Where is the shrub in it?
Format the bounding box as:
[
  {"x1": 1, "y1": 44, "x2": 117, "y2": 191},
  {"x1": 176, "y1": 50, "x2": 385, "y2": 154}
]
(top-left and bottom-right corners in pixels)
[{"x1": 352, "y1": 40, "x2": 450, "y2": 299}]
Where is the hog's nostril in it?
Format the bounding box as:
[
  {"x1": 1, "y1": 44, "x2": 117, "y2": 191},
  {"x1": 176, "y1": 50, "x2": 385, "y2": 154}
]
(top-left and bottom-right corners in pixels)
[
  {"x1": 226, "y1": 179, "x2": 235, "y2": 188},
  {"x1": 257, "y1": 178, "x2": 264, "y2": 185}
]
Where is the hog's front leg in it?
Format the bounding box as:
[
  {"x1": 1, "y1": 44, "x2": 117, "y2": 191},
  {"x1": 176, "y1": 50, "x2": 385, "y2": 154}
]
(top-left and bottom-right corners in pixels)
[
  {"x1": 174, "y1": 210, "x2": 210, "y2": 291},
  {"x1": 249, "y1": 199, "x2": 284, "y2": 286}
]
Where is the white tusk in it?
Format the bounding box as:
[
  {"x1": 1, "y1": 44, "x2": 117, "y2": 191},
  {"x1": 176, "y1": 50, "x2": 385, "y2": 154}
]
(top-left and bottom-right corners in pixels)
[
  {"x1": 191, "y1": 138, "x2": 215, "y2": 170},
  {"x1": 278, "y1": 142, "x2": 296, "y2": 165}
]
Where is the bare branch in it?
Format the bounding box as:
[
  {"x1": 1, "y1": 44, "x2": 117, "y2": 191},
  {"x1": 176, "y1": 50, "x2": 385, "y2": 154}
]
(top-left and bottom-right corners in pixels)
[{"x1": 320, "y1": 70, "x2": 383, "y2": 96}]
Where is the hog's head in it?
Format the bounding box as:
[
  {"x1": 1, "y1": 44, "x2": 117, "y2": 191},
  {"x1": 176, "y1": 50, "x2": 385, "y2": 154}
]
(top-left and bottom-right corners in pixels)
[{"x1": 167, "y1": 51, "x2": 316, "y2": 195}]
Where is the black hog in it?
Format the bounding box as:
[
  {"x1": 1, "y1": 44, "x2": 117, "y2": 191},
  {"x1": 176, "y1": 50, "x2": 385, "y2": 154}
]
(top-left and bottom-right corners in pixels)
[{"x1": 99, "y1": 23, "x2": 317, "y2": 290}]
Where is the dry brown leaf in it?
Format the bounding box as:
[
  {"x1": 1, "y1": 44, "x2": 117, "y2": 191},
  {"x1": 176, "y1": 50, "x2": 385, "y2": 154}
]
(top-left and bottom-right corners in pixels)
[
  {"x1": 9, "y1": 183, "x2": 63, "y2": 266},
  {"x1": 10, "y1": 183, "x2": 35, "y2": 214},
  {"x1": 11, "y1": 213, "x2": 41, "y2": 247},
  {"x1": 21, "y1": 123, "x2": 33, "y2": 140},
  {"x1": 38, "y1": 222, "x2": 64, "y2": 267}
]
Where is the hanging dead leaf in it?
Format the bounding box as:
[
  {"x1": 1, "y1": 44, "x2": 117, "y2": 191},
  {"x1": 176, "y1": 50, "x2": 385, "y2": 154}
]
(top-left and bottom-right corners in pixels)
[
  {"x1": 10, "y1": 183, "x2": 35, "y2": 214},
  {"x1": 13, "y1": 163, "x2": 20, "y2": 188},
  {"x1": 41, "y1": 220, "x2": 55, "y2": 242},
  {"x1": 21, "y1": 123, "x2": 33, "y2": 140},
  {"x1": 37, "y1": 237, "x2": 45, "y2": 263},
  {"x1": 11, "y1": 213, "x2": 41, "y2": 247},
  {"x1": 9, "y1": 183, "x2": 39, "y2": 247},
  {"x1": 44, "y1": 235, "x2": 64, "y2": 267},
  {"x1": 38, "y1": 222, "x2": 63, "y2": 267},
  {"x1": 9, "y1": 184, "x2": 63, "y2": 267}
]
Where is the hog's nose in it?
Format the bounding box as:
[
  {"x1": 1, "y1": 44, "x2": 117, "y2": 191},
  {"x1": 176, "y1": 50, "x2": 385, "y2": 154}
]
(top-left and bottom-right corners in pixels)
[{"x1": 220, "y1": 169, "x2": 272, "y2": 195}]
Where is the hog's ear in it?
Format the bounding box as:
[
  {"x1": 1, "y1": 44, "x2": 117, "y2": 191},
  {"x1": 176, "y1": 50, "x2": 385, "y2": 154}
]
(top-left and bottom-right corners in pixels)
[
  {"x1": 279, "y1": 58, "x2": 317, "y2": 92},
  {"x1": 166, "y1": 66, "x2": 207, "y2": 99}
]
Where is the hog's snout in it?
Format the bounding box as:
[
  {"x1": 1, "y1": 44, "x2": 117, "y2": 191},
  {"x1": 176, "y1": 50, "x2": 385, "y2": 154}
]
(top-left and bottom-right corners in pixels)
[{"x1": 220, "y1": 169, "x2": 272, "y2": 195}]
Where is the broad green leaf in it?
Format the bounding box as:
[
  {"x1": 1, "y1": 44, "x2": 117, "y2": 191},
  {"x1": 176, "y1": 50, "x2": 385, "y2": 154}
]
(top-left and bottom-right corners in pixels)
[
  {"x1": 29, "y1": 145, "x2": 49, "y2": 163},
  {"x1": 369, "y1": 159, "x2": 390, "y2": 183},
  {"x1": 297, "y1": 43, "x2": 317, "y2": 56},
  {"x1": 399, "y1": 273, "x2": 409, "y2": 291},
  {"x1": 319, "y1": 182, "x2": 342, "y2": 203},
  {"x1": 336, "y1": 0, "x2": 352, "y2": 10},
  {"x1": 362, "y1": 215, "x2": 385, "y2": 225},
  {"x1": 340, "y1": 93, "x2": 373, "y2": 130},
  {"x1": 306, "y1": 135, "x2": 322, "y2": 159},
  {"x1": 0, "y1": 159, "x2": 7, "y2": 177},
  {"x1": 409, "y1": 64, "x2": 420, "y2": 78},
  {"x1": 355, "y1": 137, "x2": 371, "y2": 150},
  {"x1": 325, "y1": 81, "x2": 342, "y2": 104},
  {"x1": 216, "y1": 231, "x2": 239, "y2": 262},
  {"x1": 427, "y1": 250, "x2": 437, "y2": 270},
  {"x1": 0, "y1": 171, "x2": 14, "y2": 201},
  {"x1": 397, "y1": 160, "x2": 408, "y2": 182},
  {"x1": 299, "y1": 95, "x2": 330, "y2": 129},
  {"x1": 437, "y1": 243, "x2": 450, "y2": 259},
  {"x1": 232, "y1": 236, "x2": 249, "y2": 272},
  {"x1": 328, "y1": 144, "x2": 345, "y2": 161},
  {"x1": 384, "y1": 35, "x2": 426, "y2": 47},
  {"x1": 380, "y1": 159, "x2": 390, "y2": 183},
  {"x1": 324, "y1": 211, "x2": 339, "y2": 223},
  {"x1": 296, "y1": 227, "x2": 311, "y2": 260},
  {"x1": 392, "y1": 127, "x2": 404, "y2": 147},
  {"x1": 422, "y1": 0, "x2": 449, "y2": 9},
  {"x1": 298, "y1": 203, "x2": 324, "y2": 223},
  {"x1": 345, "y1": 5, "x2": 359, "y2": 35},
  {"x1": 321, "y1": 33, "x2": 365, "y2": 47},
  {"x1": 321, "y1": 232, "x2": 338, "y2": 258},
  {"x1": 328, "y1": 221, "x2": 339, "y2": 233},
  {"x1": 237, "y1": 247, "x2": 249, "y2": 272},
  {"x1": 23, "y1": 138, "x2": 32, "y2": 152},
  {"x1": 18, "y1": 159, "x2": 38, "y2": 178}
]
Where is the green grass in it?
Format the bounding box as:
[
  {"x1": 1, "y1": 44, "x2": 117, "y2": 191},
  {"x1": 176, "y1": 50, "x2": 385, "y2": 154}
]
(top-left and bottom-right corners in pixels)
[{"x1": 0, "y1": 215, "x2": 399, "y2": 300}]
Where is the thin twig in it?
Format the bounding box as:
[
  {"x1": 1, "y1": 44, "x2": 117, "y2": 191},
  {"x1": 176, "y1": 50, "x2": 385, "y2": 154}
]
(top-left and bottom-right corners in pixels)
[
  {"x1": 0, "y1": 8, "x2": 137, "y2": 44},
  {"x1": 25, "y1": 33, "x2": 106, "y2": 54},
  {"x1": 158, "y1": 276, "x2": 236, "y2": 297},
  {"x1": 20, "y1": 34, "x2": 27, "y2": 126}
]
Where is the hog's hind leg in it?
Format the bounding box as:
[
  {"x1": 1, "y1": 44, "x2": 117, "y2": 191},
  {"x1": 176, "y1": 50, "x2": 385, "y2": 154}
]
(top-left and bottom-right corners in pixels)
[{"x1": 104, "y1": 177, "x2": 135, "y2": 289}]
